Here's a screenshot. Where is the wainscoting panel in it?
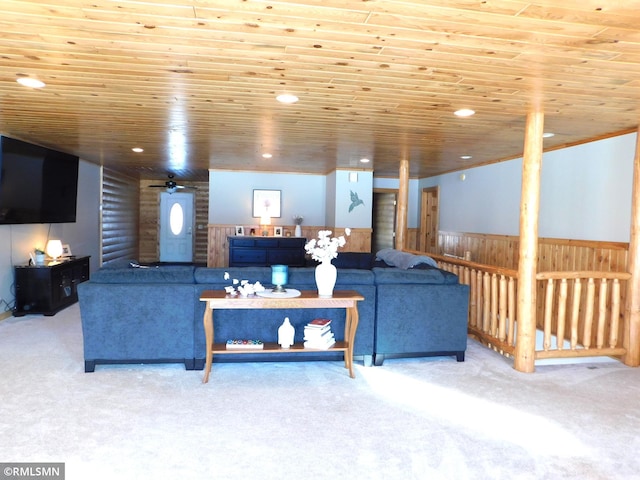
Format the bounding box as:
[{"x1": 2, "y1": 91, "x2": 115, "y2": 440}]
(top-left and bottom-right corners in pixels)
[
  {"x1": 437, "y1": 231, "x2": 629, "y2": 273},
  {"x1": 207, "y1": 225, "x2": 372, "y2": 267}
]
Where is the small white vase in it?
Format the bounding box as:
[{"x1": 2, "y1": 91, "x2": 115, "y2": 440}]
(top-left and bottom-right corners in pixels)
[
  {"x1": 278, "y1": 317, "x2": 295, "y2": 349},
  {"x1": 294, "y1": 224, "x2": 302, "y2": 237},
  {"x1": 315, "y1": 259, "x2": 337, "y2": 297}
]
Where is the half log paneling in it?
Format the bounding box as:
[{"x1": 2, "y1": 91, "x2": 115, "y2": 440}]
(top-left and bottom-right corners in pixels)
[
  {"x1": 102, "y1": 168, "x2": 139, "y2": 266},
  {"x1": 207, "y1": 225, "x2": 371, "y2": 267}
]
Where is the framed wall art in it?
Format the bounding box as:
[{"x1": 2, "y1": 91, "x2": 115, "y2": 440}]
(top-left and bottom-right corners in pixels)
[{"x1": 252, "y1": 189, "x2": 281, "y2": 218}]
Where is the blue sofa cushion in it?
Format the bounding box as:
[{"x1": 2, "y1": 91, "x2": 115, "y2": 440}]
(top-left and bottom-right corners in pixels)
[
  {"x1": 288, "y1": 267, "x2": 374, "y2": 287},
  {"x1": 90, "y1": 265, "x2": 196, "y2": 284},
  {"x1": 194, "y1": 267, "x2": 272, "y2": 285},
  {"x1": 373, "y1": 266, "x2": 458, "y2": 285}
]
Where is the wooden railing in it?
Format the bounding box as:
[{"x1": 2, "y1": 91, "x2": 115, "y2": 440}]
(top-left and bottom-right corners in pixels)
[
  {"x1": 535, "y1": 271, "x2": 629, "y2": 360},
  {"x1": 426, "y1": 252, "x2": 630, "y2": 363}
]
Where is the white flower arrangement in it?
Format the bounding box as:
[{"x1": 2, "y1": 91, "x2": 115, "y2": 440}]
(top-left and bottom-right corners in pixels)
[
  {"x1": 223, "y1": 272, "x2": 265, "y2": 297},
  {"x1": 293, "y1": 215, "x2": 304, "y2": 225},
  {"x1": 304, "y1": 228, "x2": 351, "y2": 263}
]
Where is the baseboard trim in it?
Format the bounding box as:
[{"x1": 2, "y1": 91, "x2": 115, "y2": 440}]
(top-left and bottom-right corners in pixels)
[{"x1": 0, "y1": 310, "x2": 13, "y2": 321}]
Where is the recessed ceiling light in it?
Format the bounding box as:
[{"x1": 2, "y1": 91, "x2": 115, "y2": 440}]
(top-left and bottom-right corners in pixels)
[
  {"x1": 360, "y1": 158, "x2": 370, "y2": 163},
  {"x1": 543, "y1": 132, "x2": 555, "y2": 138},
  {"x1": 262, "y1": 153, "x2": 272, "y2": 159},
  {"x1": 454, "y1": 108, "x2": 475, "y2": 117},
  {"x1": 132, "y1": 147, "x2": 144, "y2": 153},
  {"x1": 17, "y1": 77, "x2": 45, "y2": 89},
  {"x1": 460, "y1": 155, "x2": 472, "y2": 160},
  {"x1": 276, "y1": 93, "x2": 299, "y2": 104}
]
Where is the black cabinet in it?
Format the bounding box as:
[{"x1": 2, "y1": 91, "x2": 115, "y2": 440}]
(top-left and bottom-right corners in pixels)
[
  {"x1": 14, "y1": 256, "x2": 90, "y2": 316},
  {"x1": 228, "y1": 237, "x2": 307, "y2": 267}
]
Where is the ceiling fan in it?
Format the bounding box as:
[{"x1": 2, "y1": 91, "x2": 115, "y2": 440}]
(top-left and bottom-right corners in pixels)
[{"x1": 148, "y1": 174, "x2": 197, "y2": 193}]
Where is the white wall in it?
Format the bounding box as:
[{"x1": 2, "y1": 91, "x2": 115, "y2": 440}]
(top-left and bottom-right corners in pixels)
[
  {"x1": 333, "y1": 170, "x2": 373, "y2": 229},
  {"x1": 209, "y1": 170, "x2": 327, "y2": 226},
  {"x1": 0, "y1": 160, "x2": 101, "y2": 314},
  {"x1": 420, "y1": 132, "x2": 636, "y2": 242}
]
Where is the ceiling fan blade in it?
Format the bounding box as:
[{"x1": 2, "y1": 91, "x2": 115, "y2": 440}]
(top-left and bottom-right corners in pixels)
[{"x1": 148, "y1": 184, "x2": 167, "y2": 188}]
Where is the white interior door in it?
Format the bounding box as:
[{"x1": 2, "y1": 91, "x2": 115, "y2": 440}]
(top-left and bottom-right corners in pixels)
[{"x1": 160, "y1": 192, "x2": 194, "y2": 262}]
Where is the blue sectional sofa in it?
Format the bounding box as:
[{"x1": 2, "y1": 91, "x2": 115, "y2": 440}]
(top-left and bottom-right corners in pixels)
[{"x1": 77, "y1": 252, "x2": 469, "y2": 372}]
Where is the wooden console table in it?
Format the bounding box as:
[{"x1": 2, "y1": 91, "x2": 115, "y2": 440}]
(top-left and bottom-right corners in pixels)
[{"x1": 199, "y1": 290, "x2": 364, "y2": 383}]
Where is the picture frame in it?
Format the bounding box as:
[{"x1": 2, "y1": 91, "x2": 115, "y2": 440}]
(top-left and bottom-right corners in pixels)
[
  {"x1": 61, "y1": 244, "x2": 72, "y2": 257},
  {"x1": 274, "y1": 226, "x2": 283, "y2": 237},
  {"x1": 252, "y1": 189, "x2": 281, "y2": 218},
  {"x1": 235, "y1": 226, "x2": 245, "y2": 236}
]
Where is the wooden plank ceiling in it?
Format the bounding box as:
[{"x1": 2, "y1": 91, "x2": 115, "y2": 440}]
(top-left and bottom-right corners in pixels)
[{"x1": 1, "y1": 0, "x2": 640, "y2": 180}]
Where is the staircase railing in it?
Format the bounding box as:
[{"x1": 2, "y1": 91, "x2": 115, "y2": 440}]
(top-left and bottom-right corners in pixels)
[{"x1": 425, "y1": 252, "x2": 629, "y2": 363}]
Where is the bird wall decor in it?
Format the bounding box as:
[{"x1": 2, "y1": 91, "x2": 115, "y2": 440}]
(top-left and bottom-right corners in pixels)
[{"x1": 349, "y1": 190, "x2": 365, "y2": 212}]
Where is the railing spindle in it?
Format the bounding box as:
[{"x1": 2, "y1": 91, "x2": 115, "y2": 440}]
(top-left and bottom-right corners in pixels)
[
  {"x1": 543, "y1": 279, "x2": 554, "y2": 350},
  {"x1": 491, "y1": 273, "x2": 498, "y2": 336},
  {"x1": 583, "y1": 278, "x2": 596, "y2": 349},
  {"x1": 597, "y1": 278, "x2": 608, "y2": 349},
  {"x1": 556, "y1": 279, "x2": 568, "y2": 350},
  {"x1": 610, "y1": 279, "x2": 621, "y2": 348},
  {"x1": 570, "y1": 278, "x2": 582, "y2": 349}
]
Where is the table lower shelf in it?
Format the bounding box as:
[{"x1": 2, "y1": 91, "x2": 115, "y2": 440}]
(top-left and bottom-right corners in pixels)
[{"x1": 211, "y1": 341, "x2": 348, "y2": 354}]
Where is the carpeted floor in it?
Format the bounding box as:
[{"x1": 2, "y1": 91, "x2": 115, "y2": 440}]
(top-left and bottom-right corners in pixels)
[{"x1": 1, "y1": 304, "x2": 639, "y2": 480}]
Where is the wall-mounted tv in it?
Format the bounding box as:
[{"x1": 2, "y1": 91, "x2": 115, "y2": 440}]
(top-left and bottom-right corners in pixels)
[{"x1": 0, "y1": 136, "x2": 79, "y2": 224}]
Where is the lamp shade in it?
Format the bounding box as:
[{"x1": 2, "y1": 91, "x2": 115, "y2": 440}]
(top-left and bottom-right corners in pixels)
[{"x1": 46, "y1": 239, "x2": 63, "y2": 259}]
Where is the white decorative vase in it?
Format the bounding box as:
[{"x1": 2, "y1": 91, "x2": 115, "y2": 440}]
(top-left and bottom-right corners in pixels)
[
  {"x1": 294, "y1": 224, "x2": 302, "y2": 237},
  {"x1": 315, "y1": 259, "x2": 337, "y2": 297},
  {"x1": 278, "y1": 317, "x2": 295, "y2": 349}
]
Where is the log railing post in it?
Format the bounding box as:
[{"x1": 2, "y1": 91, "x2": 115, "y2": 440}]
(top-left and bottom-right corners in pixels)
[
  {"x1": 514, "y1": 109, "x2": 544, "y2": 372},
  {"x1": 623, "y1": 126, "x2": 640, "y2": 366}
]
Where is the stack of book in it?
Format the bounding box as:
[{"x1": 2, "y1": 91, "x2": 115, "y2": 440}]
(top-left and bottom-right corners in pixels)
[{"x1": 303, "y1": 318, "x2": 336, "y2": 349}]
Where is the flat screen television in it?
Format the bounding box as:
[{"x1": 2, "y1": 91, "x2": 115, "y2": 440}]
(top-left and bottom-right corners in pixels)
[{"x1": 0, "y1": 136, "x2": 79, "y2": 224}]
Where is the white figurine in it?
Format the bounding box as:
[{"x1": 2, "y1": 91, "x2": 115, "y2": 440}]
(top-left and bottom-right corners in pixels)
[{"x1": 278, "y1": 317, "x2": 295, "y2": 349}]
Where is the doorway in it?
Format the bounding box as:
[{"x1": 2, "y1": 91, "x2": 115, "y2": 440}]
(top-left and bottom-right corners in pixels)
[
  {"x1": 372, "y1": 190, "x2": 397, "y2": 254},
  {"x1": 419, "y1": 186, "x2": 439, "y2": 254},
  {"x1": 159, "y1": 192, "x2": 194, "y2": 262}
]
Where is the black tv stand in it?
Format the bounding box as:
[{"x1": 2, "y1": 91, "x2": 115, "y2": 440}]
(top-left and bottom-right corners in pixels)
[{"x1": 14, "y1": 256, "x2": 90, "y2": 316}]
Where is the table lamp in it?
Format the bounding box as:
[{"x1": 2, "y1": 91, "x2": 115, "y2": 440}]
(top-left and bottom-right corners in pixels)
[
  {"x1": 260, "y1": 214, "x2": 271, "y2": 236},
  {"x1": 271, "y1": 264, "x2": 288, "y2": 293},
  {"x1": 46, "y1": 239, "x2": 64, "y2": 261}
]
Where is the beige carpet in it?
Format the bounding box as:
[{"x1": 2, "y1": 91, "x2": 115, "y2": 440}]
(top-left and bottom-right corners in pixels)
[{"x1": 1, "y1": 304, "x2": 639, "y2": 480}]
